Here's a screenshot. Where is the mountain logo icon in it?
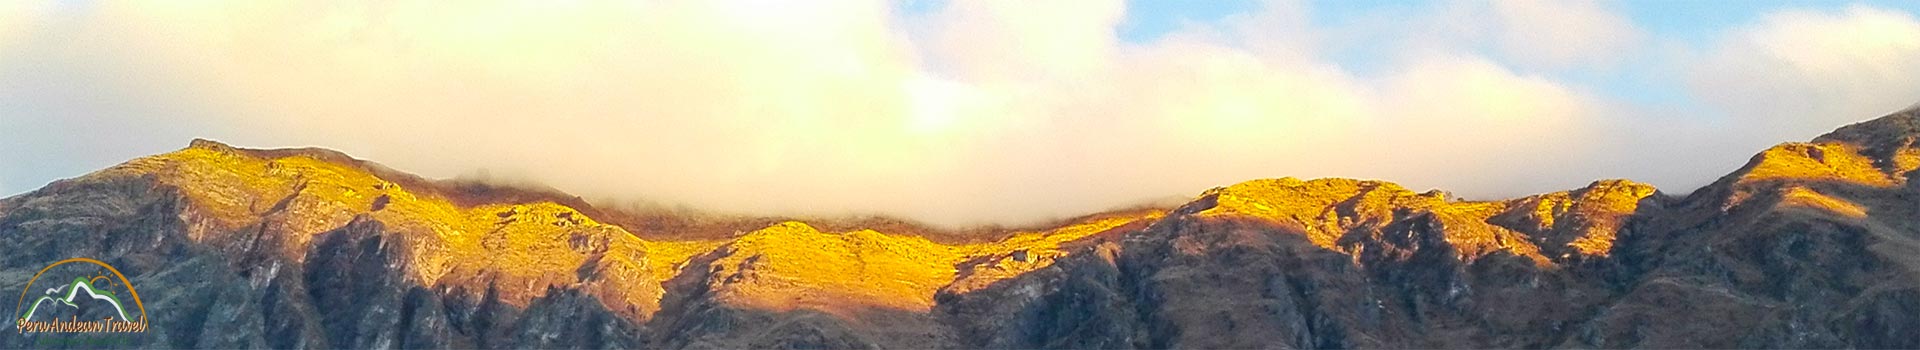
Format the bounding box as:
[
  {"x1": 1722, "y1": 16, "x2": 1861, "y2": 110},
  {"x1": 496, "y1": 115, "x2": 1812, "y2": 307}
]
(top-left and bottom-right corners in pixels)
[
  {"x1": 13, "y1": 258, "x2": 148, "y2": 334},
  {"x1": 20, "y1": 276, "x2": 135, "y2": 322}
]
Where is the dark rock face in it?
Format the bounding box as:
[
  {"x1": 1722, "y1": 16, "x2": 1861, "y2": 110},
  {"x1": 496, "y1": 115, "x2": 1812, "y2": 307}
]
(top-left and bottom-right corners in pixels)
[{"x1": 3, "y1": 111, "x2": 1919, "y2": 349}]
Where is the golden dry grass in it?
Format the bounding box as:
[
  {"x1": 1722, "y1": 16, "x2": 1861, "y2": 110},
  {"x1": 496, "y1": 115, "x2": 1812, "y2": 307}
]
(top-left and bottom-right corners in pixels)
[
  {"x1": 1776, "y1": 186, "x2": 1868, "y2": 219},
  {"x1": 1738, "y1": 143, "x2": 1896, "y2": 187},
  {"x1": 1514, "y1": 180, "x2": 1657, "y2": 257},
  {"x1": 87, "y1": 144, "x2": 686, "y2": 311},
  {"x1": 706, "y1": 212, "x2": 1161, "y2": 314},
  {"x1": 1197, "y1": 178, "x2": 1445, "y2": 249},
  {"x1": 1192, "y1": 177, "x2": 1660, "y2": 264}
]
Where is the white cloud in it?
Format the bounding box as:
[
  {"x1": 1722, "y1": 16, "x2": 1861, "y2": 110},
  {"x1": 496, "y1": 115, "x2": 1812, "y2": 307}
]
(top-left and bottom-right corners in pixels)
[
  {"x1": 0, "y1": 0, "x2": 1631, "y2": 225},
  {"x1": 1314, "y1": 0, "x2": 1644, "y2": 71},
  {"x1": 5, "y1": 1, "x2": 1911, "y2": 226},
  {"x1": 1486, "y1": 0, "x2": 1643, "y2": 69},
  {"x1": 1689, "y1": 4, "x2": 1920, "y2": 140},
  {"x1": 925, "y1": 0, "x2": 1126, "y2": 82}
]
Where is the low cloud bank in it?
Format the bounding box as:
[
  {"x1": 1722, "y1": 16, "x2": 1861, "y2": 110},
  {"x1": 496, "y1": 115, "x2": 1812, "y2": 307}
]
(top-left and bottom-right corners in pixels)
[{"x1": 3, "y1": 1, "x2": 1918, "y2": 227}]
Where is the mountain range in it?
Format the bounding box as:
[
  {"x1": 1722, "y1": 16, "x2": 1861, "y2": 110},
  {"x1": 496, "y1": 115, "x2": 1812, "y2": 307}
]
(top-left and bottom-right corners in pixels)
[{"x1": 2, "y1": 107, "x2": 1918, "y2": 348}]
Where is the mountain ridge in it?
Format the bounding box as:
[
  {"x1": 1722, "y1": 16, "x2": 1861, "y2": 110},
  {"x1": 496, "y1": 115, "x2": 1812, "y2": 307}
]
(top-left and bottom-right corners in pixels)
[{"x1": 2, "y1": 109, "x2": 1918, "y2": 348}]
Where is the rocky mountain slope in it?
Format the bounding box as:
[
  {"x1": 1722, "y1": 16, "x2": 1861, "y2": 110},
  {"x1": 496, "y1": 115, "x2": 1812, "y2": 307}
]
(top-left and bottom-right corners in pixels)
[{"x1": 3, "y1": 109, "x2": 1918, "y2": 349}]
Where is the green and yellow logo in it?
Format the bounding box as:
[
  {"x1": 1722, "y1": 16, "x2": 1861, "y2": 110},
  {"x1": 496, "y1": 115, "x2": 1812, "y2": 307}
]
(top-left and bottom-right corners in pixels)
[{"x1": 14, "y1": 258, "x2": 147, "y2": 334}]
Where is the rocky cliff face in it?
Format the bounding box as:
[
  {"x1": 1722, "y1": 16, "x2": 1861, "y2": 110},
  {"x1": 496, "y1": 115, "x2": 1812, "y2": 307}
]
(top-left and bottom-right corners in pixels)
[{"x1": 3, "y1": 110, "x2": 1918, "y2": 349}]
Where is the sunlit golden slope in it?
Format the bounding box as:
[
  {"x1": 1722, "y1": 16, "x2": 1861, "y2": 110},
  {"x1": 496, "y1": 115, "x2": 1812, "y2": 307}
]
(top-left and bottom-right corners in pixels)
[
  {"x1": 700, "y1": 212, "x2": 1159, "y2": 315},
  {"x1": 83, "y1": 140, "x2": 674, "y2": 318},
  {"x1": 1192, "y1": 177, "x2": 1657, "y2": 265},
  {"x1": 1500, "y1": 179, "x2": 1657, "y2": 258},
  {"x1": 1736, "y1": 143, "x2": 1896, "y2": 187},
  {"x1": 1704, "y1": 109, "x2": 1918, "y2": 221},
  {"x1": 76, "y1": 139, "x2": 1161, "y2": 320},
  {"x1": 1196, "y1": 178, "x2": 1447, "y2": 249}
]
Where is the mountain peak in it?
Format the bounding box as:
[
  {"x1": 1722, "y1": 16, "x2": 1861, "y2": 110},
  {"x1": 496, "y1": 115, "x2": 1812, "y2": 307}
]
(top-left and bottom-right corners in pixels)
[
  {"x1": 1815, "y1": 108, "x2": 1920, "y2": 147},
  {"x1": 1713, "y1": 109, "x2": 1920, "y2": 191},
  {"x1": 1732, "y1": 142, "x2": 1896, "y2": 186},
  {"x1": 1194, "y1": 178, "x2": 1441, "y2": 219},
  {"x1": 187, "y1": 138, "x2": 236, "y2": 152}
]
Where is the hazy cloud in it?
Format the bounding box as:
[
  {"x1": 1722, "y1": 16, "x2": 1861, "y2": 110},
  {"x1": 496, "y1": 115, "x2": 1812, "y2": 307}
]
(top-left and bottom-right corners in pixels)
[
  {"x1": 1688, "y1": 4, "x2": 1920, "y2": 141},
  {"x1": 1485, "y1": 0, "x2": 1644, "y2": 69},
  {"x1": 1, "y1": 1, "x2": 1915, "y2": 227}
]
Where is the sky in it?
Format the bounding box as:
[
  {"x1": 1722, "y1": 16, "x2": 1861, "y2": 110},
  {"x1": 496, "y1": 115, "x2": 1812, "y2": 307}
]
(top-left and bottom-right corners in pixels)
[{"x1": 3, "y1": 0, "x2": 1920, "y2": 227}]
